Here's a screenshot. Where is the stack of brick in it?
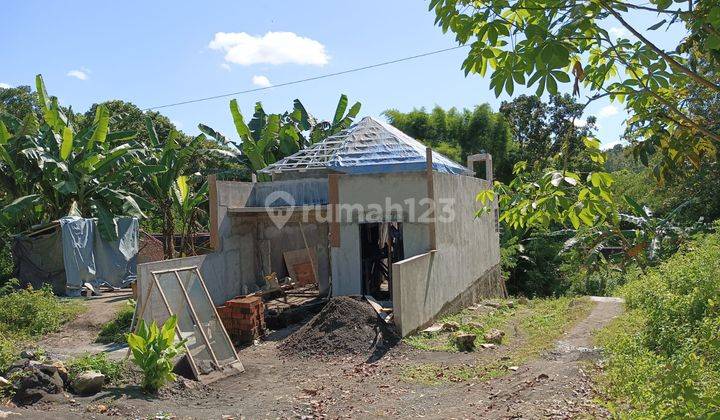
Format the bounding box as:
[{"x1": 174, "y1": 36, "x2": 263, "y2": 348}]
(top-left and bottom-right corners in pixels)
[{"x1": 217, "y1": 296, "x2": 265, "y2": 344}]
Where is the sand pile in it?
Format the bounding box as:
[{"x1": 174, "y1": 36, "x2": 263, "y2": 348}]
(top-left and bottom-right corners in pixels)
[{"x1": 279, "y1": 296, "x2": 399, "y2": 358}]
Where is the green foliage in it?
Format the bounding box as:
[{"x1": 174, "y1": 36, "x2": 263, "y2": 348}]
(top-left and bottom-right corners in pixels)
[
  {"x1": 384, "y1": 104, "x2": 515, "y2": 181},
  {"x1": 0, "y1": 336, "x2": 16, "y2": 375},
  {"x1": 404, "y1": 297, "x2": 591, "y2": 384},
  {"x1": 0, "y1": 75, "x2": 145, "y2": 238},
  {"x1": 0, "y1": 285, "x2": 83, "y2": 337},
  {"x1": 430, "y1": 0, "x2": 720, "y2": 177},
  {"x1": 500, "y1": 94, "x2": 598, "y2": 172},
  {"x1": 66, "y1": 352, "x2": 126, "y2": 383},
  {"x1": 596, "y1": 229, "x2": 720, "y2": 417},
  {"x1": 96, "y1": 299, "x2": 136, "y2": 345},
  {"x1": 205, "y1": 95, "x2": 361, "y2": 181},
  {"x1": 127, "y1": 315, "x2": 187, "y2": 393},
  {"x1": 0, "y1": 285, "x2": 83, "y2": 373}
]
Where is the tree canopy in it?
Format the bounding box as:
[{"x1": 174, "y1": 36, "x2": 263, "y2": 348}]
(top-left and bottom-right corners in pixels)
[{"x1": 430, "y1": 0, "x2": 720, "y2": 180}]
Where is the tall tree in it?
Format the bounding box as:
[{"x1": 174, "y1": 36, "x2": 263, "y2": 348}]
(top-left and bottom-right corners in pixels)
[
  {"x1": 384, "y1": 104, "x2": 515, "y2": 180},
  {"x1": 500, "y1": 94, "x2": 598, "y2": 169},
  {"x1": 430, "y1": 0, "x2": 720, "y2": 179}
]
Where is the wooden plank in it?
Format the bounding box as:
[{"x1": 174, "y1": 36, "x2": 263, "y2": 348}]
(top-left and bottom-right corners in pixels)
[
  {"x1": 283, "y1": 248, "x2": 318, "y2": 283},
  {"x1": 425, "y1": 148, "x2": 437, "y2": 250},
  {"x1": 298, "y1": 221, "x2": 317, "y2": 285}
]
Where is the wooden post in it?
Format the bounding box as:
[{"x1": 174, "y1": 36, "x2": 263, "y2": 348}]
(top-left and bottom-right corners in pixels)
[
  {"x1": 208, "y1": 175, "x2": 219, "y2": 250},
  {"x1": 425, "y1": 148, "x2": 437, "y2": 250},
  {"x1": 328, "y1": 174, "x2": 340, "y2": 247}
]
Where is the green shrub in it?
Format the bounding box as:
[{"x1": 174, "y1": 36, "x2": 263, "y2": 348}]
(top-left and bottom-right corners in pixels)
[
  {"x1": 0, "y1": 285, "x2": 83, "y2": 337},
  {"x1": 66, "y1": 352, "x2": 126, "y2": 383},
  {"x1": 0, "y1": 336, "x2": 16, "y2": 374},
  {"x1": 127, "y1": 315, "x2": 186, "y2": 393},
  {"x1": 96, "y1": 299, "x2": 136, "y2": 345},
  {"x1": 596, "y1": 230, "x2": 720, "y2": 417}
]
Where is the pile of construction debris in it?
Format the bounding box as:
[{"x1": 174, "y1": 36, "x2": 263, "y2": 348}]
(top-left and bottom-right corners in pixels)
[{"x1": 280, "y1": 296, "x2": 399, "y2": 358}]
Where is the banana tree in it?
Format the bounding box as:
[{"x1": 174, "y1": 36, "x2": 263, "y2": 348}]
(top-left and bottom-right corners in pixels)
[
  {"x1": 0, "y1": 75, "x2": 144, "y2": 239},
  {"x1": 139, "y1": 117, "x2": 230, "y2": 258},
  {"x1": 172, "y1": 174, "x2": 208, "y2": 257},
  {"x1": 307, "y1": 94, "x2": 361, "y2": 143},
  {"x1": 200, "y1": 95, "x2": 361, "y2": 180}
]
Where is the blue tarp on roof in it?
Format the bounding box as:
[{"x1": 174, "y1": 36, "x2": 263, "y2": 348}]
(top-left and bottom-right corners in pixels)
[{"x1": 260, "y1": 117, "x2": 470, "y2": 176}]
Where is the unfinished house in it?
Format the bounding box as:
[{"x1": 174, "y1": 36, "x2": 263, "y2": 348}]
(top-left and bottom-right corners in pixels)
[{"x1": 139, "y1": 117, "x2": 503, "y2": 336}]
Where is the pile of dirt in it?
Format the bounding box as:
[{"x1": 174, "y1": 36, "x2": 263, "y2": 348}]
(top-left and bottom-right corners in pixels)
[{"x1": 279, "y1": 296, "x2": 399, "y2": 359}]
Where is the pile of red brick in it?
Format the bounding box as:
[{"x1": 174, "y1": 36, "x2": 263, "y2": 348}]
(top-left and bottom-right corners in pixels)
[{"x1": 216, "y1": 296, "x2": 265, "y2": 344}]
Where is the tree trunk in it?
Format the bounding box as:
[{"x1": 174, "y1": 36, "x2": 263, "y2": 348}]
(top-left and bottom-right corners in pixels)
[{"x1": 162, "y1": 206, "x2": 175, "y2": 260}]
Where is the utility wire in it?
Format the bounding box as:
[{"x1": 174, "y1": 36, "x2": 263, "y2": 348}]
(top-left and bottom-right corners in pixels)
[{"x1": 143, "y1": 44, "x2": 470, "y2": 111}]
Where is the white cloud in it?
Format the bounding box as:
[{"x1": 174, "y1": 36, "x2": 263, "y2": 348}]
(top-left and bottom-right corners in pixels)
[
  {"x1": 609, "y1": 27, "x2": 629, "y2": 39},
  {"x1": 220, "y1": 63, "x2": 231, "y2": 71},
  {"x1": 209, "y1": 31, "x2": 329, "y2": 66},
  {"x1": 597, "y1": 104, "x2": 619, "y2": 118},
  {"x1": 170, "y1": 120, "x2": 183, "y2": 130},
  {"x1": 67, "y1": 69, "x2": 89, "y2": 80},
  {"x1": 572, "y1": 118, "x2": 587, "y2": 128},
  {"x1": 0, "y1": 83, "x2": 11, "y2": 89},
  {"x1": 252, "y1": 75, "x2": 272, "y2": 87},
  {"x1": 601, "y1": 140, "x2": 628, "y2": 150}
]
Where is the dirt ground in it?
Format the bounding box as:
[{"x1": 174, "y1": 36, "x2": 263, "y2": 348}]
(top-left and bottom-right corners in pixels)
[
  {"x1": 38, "y1": 291, "x2": 134, "y2": 361},
  {"x1": 6, "y1": 296, "x2": 623, "y2": 419}
]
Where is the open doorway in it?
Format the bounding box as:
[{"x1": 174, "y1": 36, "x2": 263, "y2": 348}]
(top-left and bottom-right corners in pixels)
[{"x1": 359, "y1": 222, "x2": 404, "y2": 302}]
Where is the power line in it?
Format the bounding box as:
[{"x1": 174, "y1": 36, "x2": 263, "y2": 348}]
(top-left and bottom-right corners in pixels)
[{"x1": 143, "y1": 44, "x2": 470, "y2": 111}]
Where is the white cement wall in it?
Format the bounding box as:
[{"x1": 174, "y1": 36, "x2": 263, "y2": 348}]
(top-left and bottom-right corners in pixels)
[{"x1": 392, "y1": 173, "x2": 500, "y2": 336}]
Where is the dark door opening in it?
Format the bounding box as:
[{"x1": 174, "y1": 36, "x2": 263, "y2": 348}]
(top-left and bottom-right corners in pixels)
[{"x1": 360, "y1": 222, "x2": 404, "y2": 301}]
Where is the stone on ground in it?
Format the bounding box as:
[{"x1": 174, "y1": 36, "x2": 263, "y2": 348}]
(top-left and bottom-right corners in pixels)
[
  {"x1": 453, "y1": 332, "x2": 477, "y2": 351},
  {"x1": 484, "y1": 328, "x2": 505, "y2": 344},
  {"x1": 72, "y1": 371, "x2": 106, "y2": 396}
]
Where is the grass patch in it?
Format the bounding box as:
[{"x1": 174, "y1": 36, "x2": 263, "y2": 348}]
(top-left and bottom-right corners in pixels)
[
  {"x1": 594, "y1": 230, "x2": 720, "y2": 418},
  {"x1": 96, "y1": 299, "x2": 135, "y2": 345},
  {"x1": 402, "y1": 296, "x2": 592, "y2": 385},
  {"x1": 0, "y1": 285, "x2": 85, "y2": 372},
  {"x1": 404, "y1": 299, "x2": 519, "y2": 352},
  {"x1": 66, "y1": 352, "x2": 126, "y2": 384}
]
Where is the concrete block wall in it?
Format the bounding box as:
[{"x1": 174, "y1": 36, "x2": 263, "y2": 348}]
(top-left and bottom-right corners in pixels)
[{"x1": 392, "y1": 173, "x2": 502, "y2": 336}]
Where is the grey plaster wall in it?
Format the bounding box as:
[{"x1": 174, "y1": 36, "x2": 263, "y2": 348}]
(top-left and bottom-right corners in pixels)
[
  {"x1": 205, "y1": 181, "x2": 255, "y2": 303},
  {"x1": 391, "y1": 173, "x2": 502, "y2": 336},
  {"x1": 335, "y1": 172, "x2": 428, "y2": 223},
  {"x1": 330, "y1": 172, "x2": 429, "y2": 295}
]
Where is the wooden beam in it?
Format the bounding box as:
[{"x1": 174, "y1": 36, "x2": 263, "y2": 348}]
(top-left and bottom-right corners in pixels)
[
  {"x1": 425, "y1": 148, "x2": 437, "y2": 250},
  {"x1": 208, "y1": 175, "x2": 219, "y2": 250}
]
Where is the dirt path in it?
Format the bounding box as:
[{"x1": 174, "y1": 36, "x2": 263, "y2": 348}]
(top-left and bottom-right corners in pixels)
[
  {"x1": 468, "y1": 296, "x2": 625, "y2": 419},
  {"x1": 38, "y1": 291, "x2": 133, "y2": 361},
  {"x1": 10, "y1": 297, "x2": 623, "y2": 419}
]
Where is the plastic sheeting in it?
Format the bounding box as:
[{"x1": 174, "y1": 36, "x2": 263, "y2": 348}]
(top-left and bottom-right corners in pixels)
[
  {"x1": 260, "y1": 117, "x2": 471, "y2": 176},
  {"x1": 60, "y1": 217, "x2": 138, "y2": 295},
  {"x1": 12, "y1": 228, "x2": 66, "y2": 295},
  {"x1": 12, "y1": 217, "x2": 139, "y2": 296}
]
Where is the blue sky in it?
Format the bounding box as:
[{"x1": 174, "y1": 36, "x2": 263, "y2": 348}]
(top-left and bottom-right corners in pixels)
[{"x1": 1, "y1": 1, "x2": 685, "y2": 149}]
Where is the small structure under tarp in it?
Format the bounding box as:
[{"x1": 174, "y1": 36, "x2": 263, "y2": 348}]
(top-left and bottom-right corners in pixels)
[{"x1": 12, "y1": 216, "x2": 139, "y2": 296}]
